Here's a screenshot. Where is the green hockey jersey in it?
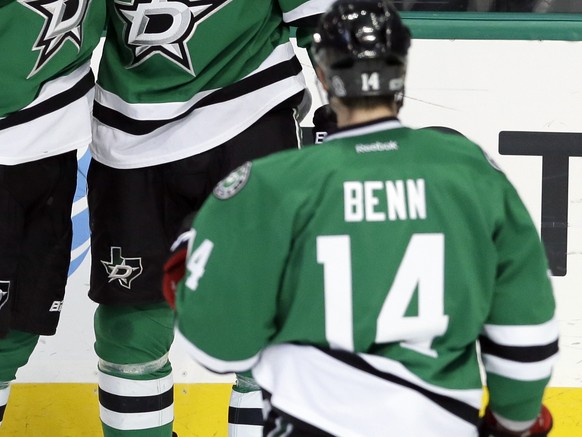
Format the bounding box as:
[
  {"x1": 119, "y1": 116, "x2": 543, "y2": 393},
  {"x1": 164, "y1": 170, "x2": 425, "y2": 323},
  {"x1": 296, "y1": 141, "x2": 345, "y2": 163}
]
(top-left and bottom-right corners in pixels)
[
  {"x1": 91, "y1": 0, "x2": 334, "y2": 169},
  {"x1": 0, "y1": 0, "x2": 105, "y2": 165},
  {"x1": 175, "y1": 118, "x2": 559, "y2": 436}
]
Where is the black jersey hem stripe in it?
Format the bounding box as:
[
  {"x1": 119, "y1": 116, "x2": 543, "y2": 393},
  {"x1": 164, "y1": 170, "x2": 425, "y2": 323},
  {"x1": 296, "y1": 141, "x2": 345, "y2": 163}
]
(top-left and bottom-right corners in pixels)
[
  {"x1": 93, "y1": 57, "x2": 303, "y2": 136},
  {"x1": 262, "y1": 390, "x2": 335, "y2": 437},
  {"x1": 98, "y1": 387, "x2": 173, "y2": 414},
  {"x1": 0, "y1": 404, "x2": 5, "y2": 419},
  {"x1": 228, "y1": 406, "x2": 264, "y2": 426},
  {"x1": 479, "y1": 336, "x2": 559, "y2": 363},
  {"x1": 287, "y1": 16, "x2": 321, "y2": 28},
  {"x1": 0, "y1": 71, "x2": 94, "y2": 131},
  {"x1": 318, "y1": 347, "x2": 480, "y2": 426}
]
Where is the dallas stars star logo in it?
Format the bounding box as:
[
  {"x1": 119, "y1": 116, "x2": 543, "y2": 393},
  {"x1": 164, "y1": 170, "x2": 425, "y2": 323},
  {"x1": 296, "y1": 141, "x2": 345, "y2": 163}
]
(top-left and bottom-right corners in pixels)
[
  {"x1": 115, "y1": 0, "x2": 231, "y2": 75},
  {"x1": 101, "y1": 247, "x2": 143, "y2": 290},
  {"x1": 18, "y1": 0, "x2": 91, "y2": 77}
]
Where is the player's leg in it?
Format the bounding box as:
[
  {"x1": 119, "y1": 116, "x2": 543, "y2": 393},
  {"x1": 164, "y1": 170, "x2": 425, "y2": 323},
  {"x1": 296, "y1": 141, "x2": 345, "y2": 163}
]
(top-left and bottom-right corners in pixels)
[
  {"x1": 228, "y1": 373, "x2": 264, "y2": 437},
  {"x1": 0, "y1": 330, "x2": 39, "y2": 427},
  {"x1": 94, "y1": 303, "x2": 175, "y2": 437},
  {"x1": 88, "y1": 160, "x2": 178, "y2": 437},
  {"x1": 0, "y1": 152, "x2": 76, "y2": 428}
]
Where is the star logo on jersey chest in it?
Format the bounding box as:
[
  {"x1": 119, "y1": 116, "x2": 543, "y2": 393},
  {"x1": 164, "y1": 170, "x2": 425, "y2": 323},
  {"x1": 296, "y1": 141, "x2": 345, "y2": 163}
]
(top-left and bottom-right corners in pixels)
[
  {"x1": 115, "y1": 0, "x2": 230, "y2": 75},
  {"x1": 18, "y1": 0, "x2": 91, "y2": 77}
]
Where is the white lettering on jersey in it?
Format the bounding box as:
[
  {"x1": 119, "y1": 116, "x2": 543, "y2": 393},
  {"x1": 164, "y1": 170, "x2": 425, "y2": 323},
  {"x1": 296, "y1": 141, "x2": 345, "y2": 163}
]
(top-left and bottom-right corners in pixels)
[{"x1": 344, "y1": 179, "x2": 426, "y2": 222}]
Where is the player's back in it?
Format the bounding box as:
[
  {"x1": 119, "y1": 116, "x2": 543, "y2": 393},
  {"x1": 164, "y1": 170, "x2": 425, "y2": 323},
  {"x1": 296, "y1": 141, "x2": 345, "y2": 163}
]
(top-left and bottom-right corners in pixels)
[{"x1": 249, "y1": 117, "x2": 550, "y2": 436}]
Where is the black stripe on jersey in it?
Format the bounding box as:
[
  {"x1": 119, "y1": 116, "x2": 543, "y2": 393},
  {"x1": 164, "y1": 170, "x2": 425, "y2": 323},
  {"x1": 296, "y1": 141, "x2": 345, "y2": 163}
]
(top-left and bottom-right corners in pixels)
[
  {"x1": 228, "y1": 405, "x2": 263, "y2": 426},
  {"x1": 262, "y1": 390, "x2": 335, "y2": 437},
  {"x1": 93, "y1": 57, "x2": 303, "y2": 136},
  {"x1": 0, "y1": 71, "x2": 94, "y2": 130},
  {"x1": 479, "y1": 336, "x2": 559, "y2": 363},
  {"x1": 286, "y1": 15, "x2": 321, "y2": 28},
  {"x1": 319, "y1": 347, "x2": 480, "y2": 426},
  {"x1": 98, "y1": 387, "x2": 173, "y2": 414},
  {"x1": 0, "y1": 403, "x2": 5, "y2": 421}
]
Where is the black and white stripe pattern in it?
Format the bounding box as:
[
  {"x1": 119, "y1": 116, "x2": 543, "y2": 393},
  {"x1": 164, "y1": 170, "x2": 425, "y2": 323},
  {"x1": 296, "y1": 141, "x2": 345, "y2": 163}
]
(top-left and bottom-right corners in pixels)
[
  {"x1": 91, "y1": 43, "x2": 307, "y2": 169},
  {"x1": 480, "y1": 318, "x2": 559, "y2": 381},
  {"x1": 252, "y1": 344, "x2": 483, "y2": 437},
  {"x1": 98, "y1": 372, "x2": 174, "y2": 431},
  {"x1": 228, "y1": 389, "x2": 264, "y2": 436},
  {"x1": 0, "y1": 68, "x2": 94, "y2": 131},
  {"x1": 93, "y1": 57, "x2": 302, "y2": 136}
]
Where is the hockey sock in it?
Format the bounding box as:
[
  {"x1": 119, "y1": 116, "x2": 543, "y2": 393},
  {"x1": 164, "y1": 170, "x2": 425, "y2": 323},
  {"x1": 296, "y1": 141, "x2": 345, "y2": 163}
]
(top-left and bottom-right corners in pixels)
[
  {"x1": 0, "y1": 329, "x2": 39, "y2": 428},
  {"x1": 94, "y1": 303, "x2": 175, "y2": 437},
  {"x1": 228, "y1": 373, "x2": 263, "y2": 437},
  {"x1": 0, "y1": 329, "x2": 40, "y2": 381}
]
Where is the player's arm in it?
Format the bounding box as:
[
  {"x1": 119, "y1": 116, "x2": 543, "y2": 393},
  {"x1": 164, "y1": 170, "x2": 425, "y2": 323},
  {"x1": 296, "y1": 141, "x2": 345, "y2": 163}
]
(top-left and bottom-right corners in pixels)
[
  {"x1": 280, "y1": 0, "x2": 334, "y2": 50},
  {"x1": 479, "y1": 182, "x2": 559, "y2": 436},
  {"x1": 169, "y1": 163, "x2": 293, "y2": 375}
]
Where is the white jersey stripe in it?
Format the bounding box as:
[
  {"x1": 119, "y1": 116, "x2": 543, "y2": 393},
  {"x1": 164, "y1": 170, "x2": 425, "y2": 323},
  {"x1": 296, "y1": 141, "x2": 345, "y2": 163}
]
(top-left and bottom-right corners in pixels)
[
  {"x1": 175, "y1": 328, "x2": 260, "y2": 373},
  {"x1": 482, "y1": 318, "x2": 559, "y2": 347},
  {"x1": 91, "y1": 70, "x2": 306, "y2": 169},
  {"x1": 283, "y1": 0, "x2": 334, "y2": 23},
  {"x1": 94, "y1": 43, "x2": 298, "y2": 121},
  {"x1": 482, "y1": 353, "x2": 557, "y2": 381}
]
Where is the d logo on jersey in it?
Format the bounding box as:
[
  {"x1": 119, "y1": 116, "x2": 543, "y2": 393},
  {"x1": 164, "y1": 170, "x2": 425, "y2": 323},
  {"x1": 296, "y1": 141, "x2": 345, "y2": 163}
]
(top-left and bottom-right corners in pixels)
[
  {"x1": 18, "y1": 0, "x2": 91, "y2": 78},
  {"x1": 101, "y1": 247, "x2": 143, "y2": 290},
  {"x1": 115, "y1": 0, "x2": 231, "y2": 75}
]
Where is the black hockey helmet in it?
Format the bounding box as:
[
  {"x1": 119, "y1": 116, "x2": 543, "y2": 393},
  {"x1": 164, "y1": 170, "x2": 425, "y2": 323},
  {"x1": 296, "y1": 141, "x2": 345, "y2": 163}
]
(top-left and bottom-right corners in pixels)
[{"x1": 312, "y1": 0, "x2": 411, "y2": 99}]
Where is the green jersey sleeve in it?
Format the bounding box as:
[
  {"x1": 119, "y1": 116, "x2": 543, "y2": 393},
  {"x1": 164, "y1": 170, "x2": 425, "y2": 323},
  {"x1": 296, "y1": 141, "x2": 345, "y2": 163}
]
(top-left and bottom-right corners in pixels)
[
  {"x1": 175, "y1": 160, "x2": 297, "y2": 372},
  {"x1": 481, "y1": 179, "x2": 559, "y2": 423}
]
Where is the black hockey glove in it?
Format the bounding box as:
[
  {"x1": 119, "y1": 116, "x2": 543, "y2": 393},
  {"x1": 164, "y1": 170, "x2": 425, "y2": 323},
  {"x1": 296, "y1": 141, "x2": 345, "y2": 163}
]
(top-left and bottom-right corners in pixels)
[{"x1": 311, "y1": 104, "x2": 337, "y2": 144}]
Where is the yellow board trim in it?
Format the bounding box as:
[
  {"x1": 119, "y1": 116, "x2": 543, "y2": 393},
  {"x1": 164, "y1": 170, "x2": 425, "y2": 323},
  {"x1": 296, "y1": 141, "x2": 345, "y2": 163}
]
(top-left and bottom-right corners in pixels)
[{"x1": 1, "y1": 383, "x2": 580, "y2": 436}]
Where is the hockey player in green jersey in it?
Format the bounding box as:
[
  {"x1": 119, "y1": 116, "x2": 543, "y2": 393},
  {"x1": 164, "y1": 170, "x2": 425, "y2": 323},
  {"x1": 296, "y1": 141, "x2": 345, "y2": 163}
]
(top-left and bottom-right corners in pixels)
[
  {"x1": 0, "y1": 0, "x2": 105, "y2": 430},
  {"x1": 165, "y1": 1, "x2": 559, "y2": 436},
  {"x1": 89, "y1": 0, "x2": 334, "y2": 436}
]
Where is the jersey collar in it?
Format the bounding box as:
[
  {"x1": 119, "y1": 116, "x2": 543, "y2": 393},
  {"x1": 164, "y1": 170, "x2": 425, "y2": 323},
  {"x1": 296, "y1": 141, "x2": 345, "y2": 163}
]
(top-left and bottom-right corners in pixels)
[{"x1": 324, "y1": 116, "x2": 402, "y2": 142}]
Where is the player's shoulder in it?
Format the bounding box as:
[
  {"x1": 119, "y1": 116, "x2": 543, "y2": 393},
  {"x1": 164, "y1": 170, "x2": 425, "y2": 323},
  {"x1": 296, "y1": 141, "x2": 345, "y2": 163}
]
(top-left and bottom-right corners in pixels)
[
  {"x1": 252, "y1": 144, "x2": 334, "y2": 186},
  {"x1": 210, "y1": 146, "x2": 329, "y2": 202},
  {"x1": 413, "y1": 126, "x2": 504, "y2": 173}
]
